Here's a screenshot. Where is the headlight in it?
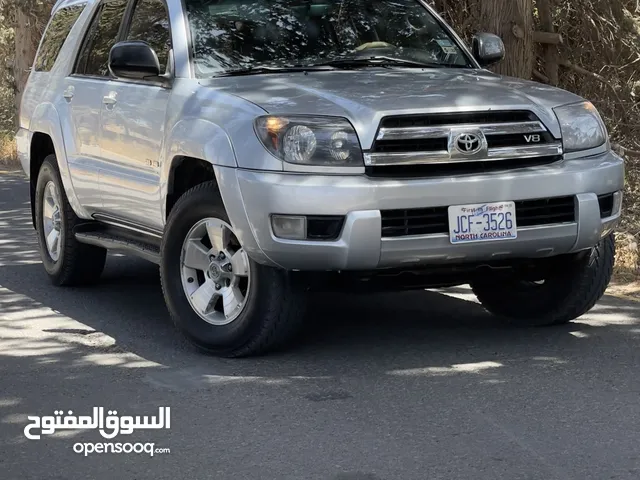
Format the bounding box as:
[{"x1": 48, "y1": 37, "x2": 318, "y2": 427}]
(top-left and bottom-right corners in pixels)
[
  {"x1": 255, "y1": 116, "x2": 364, "y2": 166},
  {"x1": 553, "y1": 101, "x2": 608, "y2": 153}
]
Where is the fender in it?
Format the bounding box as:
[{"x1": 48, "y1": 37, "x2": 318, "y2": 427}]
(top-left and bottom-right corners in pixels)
[
  {"x1": 160, "y1": 118, "x2": 275, "y2": 266},
  {"x1": 160, "y1": 117, "x2": 238, "y2": 219},
  {"x1": 29, "y1": 102, "x2": 90, "y2": 219}
]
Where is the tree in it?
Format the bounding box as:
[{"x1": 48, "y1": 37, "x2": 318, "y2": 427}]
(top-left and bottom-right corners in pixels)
[
  {"x1": 15, "y1": 2, "x2": 52, "y2": 115},
  {"x1": 0, "y1": 0, "x2": 52, "y2": 127},
  {"x1": 479, "y1": 0, "x2": 533, "y2": 78}
]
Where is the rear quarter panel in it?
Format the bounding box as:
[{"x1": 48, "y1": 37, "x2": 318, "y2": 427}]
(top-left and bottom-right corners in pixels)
[{"x1": 19, "y1": 0, "x2": 98, "y2": 219}]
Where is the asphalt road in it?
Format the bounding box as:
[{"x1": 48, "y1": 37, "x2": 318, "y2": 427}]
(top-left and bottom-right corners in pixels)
[{"x1": 2, "y1": 172, "x2": 640, "y2": 480}]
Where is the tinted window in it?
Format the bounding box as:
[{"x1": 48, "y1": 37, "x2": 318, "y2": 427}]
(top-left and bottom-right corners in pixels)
[
  {"x1": 35, "y1": 4, "x2": 86, "y2": 72},
  {"x1": 125, "y1": 0, "x2": 172, "y2": 73},
  {"x1": 75, "y1": 0, "x2": 128, "y2": 77},
  {"x1": 184, "y1": 0, "x2": 471, "y2": 77}
]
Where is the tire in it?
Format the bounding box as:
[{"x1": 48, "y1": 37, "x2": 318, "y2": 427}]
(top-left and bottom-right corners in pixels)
[
  {"x1": 471, "y1": 233, "x2": 615, "y2": 326},
  {"x1": 34, "y1": 155, "x2": 107, "y2": 286},
  {"x1": 160, "y1": 181, "x2": 306, "y2": 357}
]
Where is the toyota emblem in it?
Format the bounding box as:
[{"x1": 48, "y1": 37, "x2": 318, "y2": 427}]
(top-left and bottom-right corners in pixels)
[{"x1": 455, "y1": 133, "x2": 482, "y2": 154}]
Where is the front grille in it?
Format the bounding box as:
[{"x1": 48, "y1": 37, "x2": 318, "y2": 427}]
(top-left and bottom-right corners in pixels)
[
  {"x1": 382, "y1": 207, "x2": 448, "y2": 237},
  {"x1": 367, "y1": 110, "x2": 563, "y2": 177},
  {"x1": 374, "y1": 138, "x2": 448, "y2": 153},
  {"x1": 516, "y1": 196, "x2": 576, "y2": 227},
  {"x1": 379, "y1": 111, "x2": 537, "y2": 128},
  {"x1": 372, "y1": 132, "x2": 556, "y2": 155},
  {"x1": 381, "y1": 196, "x2": 576, "y2": 238}
]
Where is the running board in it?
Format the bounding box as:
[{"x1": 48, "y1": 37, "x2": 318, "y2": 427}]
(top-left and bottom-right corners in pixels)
[{"x1": 75, "y1": 232, "x2": 161, "y2": 265}]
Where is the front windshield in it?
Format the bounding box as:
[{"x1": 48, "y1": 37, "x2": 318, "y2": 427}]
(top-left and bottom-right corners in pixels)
[{"x1": 184, "y1": 0, "x2": 474, "y2": 76}]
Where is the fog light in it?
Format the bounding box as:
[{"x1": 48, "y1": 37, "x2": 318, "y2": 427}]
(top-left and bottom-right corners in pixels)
[
  {"x1": 612, "y1": 191, "x2": 623, "y2": 216},
  {"x1": 271, "y1": 215, "x2": 307, "y2": 240}
]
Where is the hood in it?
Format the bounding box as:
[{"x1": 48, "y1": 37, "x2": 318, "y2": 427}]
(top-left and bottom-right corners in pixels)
[{"x1": 203, "y1": 68, "x2": 583, "y2": 149}]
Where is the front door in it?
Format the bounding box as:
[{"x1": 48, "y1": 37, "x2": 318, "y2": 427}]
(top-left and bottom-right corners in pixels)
[
  {"x1": 98, "y1": 0, "x2": 173, "y2": 230},
  {"x1": 63, "y1": 0, "x2": 129, "y2": 212}
]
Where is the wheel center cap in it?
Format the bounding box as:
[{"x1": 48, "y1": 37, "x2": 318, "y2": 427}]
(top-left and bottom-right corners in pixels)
[{"x1": 209, "y1": 263, "x2": 222, "y2": 280}]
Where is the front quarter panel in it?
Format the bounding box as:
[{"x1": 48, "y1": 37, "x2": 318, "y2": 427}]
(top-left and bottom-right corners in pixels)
[
  {"x1": 164, "y1": 118, "x2": 237, "y2": 170},
  {"x1": 163, "y1": 80, "x2": 284, "y2": 171},
  {"x1": 161, "y1": 80, "x2": 284, "y2": 219}
]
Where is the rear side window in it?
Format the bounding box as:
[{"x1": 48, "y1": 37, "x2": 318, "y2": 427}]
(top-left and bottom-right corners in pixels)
[
  {"x1": 74, "y1": 0, "x2": 128, "y2": 77},
  {"x1": 34, "y1": 4, "x2": 86, "y2": 72}
]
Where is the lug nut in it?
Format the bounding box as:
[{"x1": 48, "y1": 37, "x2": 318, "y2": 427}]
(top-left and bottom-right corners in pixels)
[
  {"x1": 209, "y1": 255, "x2": 216, "y2": 262},
  {"x1": 215, "y1": 284, "x2": 221, "y2": 290},
  {"x1": 225, "y1": 264, "x2": 232, "y2": 272},
  {"x1": 218, "y1": 252, "x2": 226, "y2": 260}
]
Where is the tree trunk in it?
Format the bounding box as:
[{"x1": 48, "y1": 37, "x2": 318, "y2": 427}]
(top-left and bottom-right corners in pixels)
[
  {"x1": 479, "y1": 0, "x2": 534, "y2": 79},
  {"x1": 13, "y1": 8, "x2": 40, "y2": 121},
  {"x1": 538, "y1": 0, "x2": 559, "y2": 85}
]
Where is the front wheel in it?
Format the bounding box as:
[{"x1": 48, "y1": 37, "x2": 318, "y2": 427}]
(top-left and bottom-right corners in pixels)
[
  {"x1": 471, "y1": 233, "x2": 615, "y2": 326},
  {"x1": 160, "y1": 181, "x2": 306, "y2": 357}
]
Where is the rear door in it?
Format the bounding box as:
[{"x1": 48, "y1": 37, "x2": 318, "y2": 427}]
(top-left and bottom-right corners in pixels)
[
  {"x1": 63, "y1": 0, "x2": 129, "y2": 212},
  {"x1": 98, "y1": 0, "x2": 173, "y2": 230}
]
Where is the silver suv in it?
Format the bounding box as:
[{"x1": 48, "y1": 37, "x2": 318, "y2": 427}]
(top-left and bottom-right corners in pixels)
[{"x1": 18, "y1": 0, "x2": 624, "y2": 356}]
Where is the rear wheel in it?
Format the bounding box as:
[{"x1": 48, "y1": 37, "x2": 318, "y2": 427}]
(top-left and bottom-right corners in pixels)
[
  {"x1": 34, "y1": 155, "x2": 106, "y2": 286},
  {"x1": 160, "y1": 181, "x2": 306, "y2": 357},
  {"x1": 471, "y1": 233, "x2": 615, "y2": 326}
]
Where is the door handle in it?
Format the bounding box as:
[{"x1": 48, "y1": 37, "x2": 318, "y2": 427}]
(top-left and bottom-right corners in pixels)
[
  {"x1": 102, "y1": 92, "x2": 117, "y2": 106},
  {"x1": 63, "y1": 87, "x2": 74, "y2": 101}
]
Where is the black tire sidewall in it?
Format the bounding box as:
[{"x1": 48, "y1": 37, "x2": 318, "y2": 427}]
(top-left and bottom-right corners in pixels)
[
  {"x1": 35, "y1": 157, "x2": 67, "y2": 278},
  {"x1": 472, "y1": 234, "x2": 615, "y2": 325},
  {"x1": 161, "y1": 185, "x2": 282, "y2": 353}
]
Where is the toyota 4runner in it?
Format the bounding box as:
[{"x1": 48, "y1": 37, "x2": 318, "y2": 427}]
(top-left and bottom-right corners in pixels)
[{"x1": 18, "y1": 0, "x2": 625, "y2": 356}]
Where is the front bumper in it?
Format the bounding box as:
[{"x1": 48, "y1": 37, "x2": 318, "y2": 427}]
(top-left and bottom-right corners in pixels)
[{"x1": 217, "y1": 151, "x2": 624, "y2": 271}]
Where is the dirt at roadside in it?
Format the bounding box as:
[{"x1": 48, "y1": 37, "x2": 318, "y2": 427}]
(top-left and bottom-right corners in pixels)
[{"x1": 609, "y1": 231, "x2": 640, "y2": 300}]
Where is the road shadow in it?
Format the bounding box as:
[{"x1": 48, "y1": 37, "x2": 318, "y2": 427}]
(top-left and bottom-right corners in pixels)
[
  {"x1": 1, "y1": 169, "x2": 640, "y2": 381},
  {"x1": 4, "y1": 177, "x2": 640, "y2": 480},
  {"x1": 1, "y1": 168, "x2": 639, "y2": 380},
  {"x1": 2, "y1": 253, "x2": 639, "y2": 375}
]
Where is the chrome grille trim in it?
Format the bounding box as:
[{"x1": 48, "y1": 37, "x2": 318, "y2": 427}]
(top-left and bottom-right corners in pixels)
[
  {"x1": 376, "y1": 121, "x2": 547, "y2": 141},
  {"x1": 365, "y1": 151, "x2": 450, "y2": 166},
  {"x1": 487, "y1": 143, "x2": 564, "y2": 160},
  {"x1": 365, "y1": 142, "x2": 563, "y2": 166}
]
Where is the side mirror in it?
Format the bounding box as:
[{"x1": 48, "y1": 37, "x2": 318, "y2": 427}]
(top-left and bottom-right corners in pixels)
[
  {"x1": 109, "y1": 40, "x2": 161, "y2": 80},
  {"x1": 472, "y1": 33, "x2": 505, "y2": 67}
]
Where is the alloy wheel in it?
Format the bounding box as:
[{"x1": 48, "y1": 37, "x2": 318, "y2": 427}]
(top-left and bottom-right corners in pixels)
[
  {"x1": 180, "y1": 218, "x2": 251, "y2": 326},
  {"x1": 42, "y1": 181, "x2": 63, "y2": 262}
]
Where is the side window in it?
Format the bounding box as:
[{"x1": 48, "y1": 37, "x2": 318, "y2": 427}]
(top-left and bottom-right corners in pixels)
[
  {"x1": 34, "y1": 4, "x2": 86, "y2": 72},
  {"x1": 74, "y1": 0, "x2": 128, "y2": 77},
  {"x1": 125, "y1": 0, "x2": 172, "y2": 73}
]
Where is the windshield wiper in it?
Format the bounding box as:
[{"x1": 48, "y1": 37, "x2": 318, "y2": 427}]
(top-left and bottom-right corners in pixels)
[
  {"x1": 213, "y1": 57, "x2": 462, "y2": 77},
  {"x1": 310, "y1": 56, "x2": 460, "y2": 69},
  {"x1": 215, "y1": 65, "x2": 331, "y2": 77}
]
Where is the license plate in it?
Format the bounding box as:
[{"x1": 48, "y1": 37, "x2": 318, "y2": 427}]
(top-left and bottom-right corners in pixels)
[{"x1": 448, "y1": 201, "x2": 517, "y2": 244}]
